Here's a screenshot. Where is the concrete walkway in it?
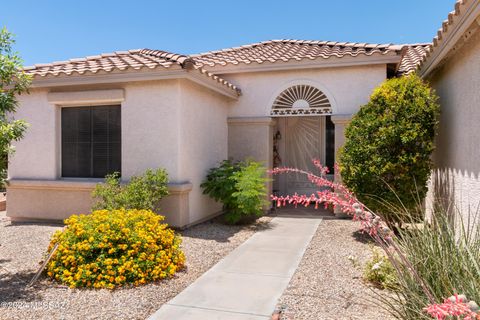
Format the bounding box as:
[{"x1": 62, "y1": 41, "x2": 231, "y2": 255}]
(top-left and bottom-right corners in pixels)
[{"x1": 148, "y1": 216, "x2": 322, "y2": 320}]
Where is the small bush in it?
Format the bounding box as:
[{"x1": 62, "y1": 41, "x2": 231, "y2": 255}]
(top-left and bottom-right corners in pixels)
[
  {"x1": 201, "y1": 160, "x2": 269, "y2": 224},
  {"x1": 339, "y1": 74, "x2": 440, "y2": 224},
  {"x1": 363, "y1": 246, "x2": 397, "y2": 290},
  {"x1": 92, "y1": 168, "x2": 169, "y2": 212},
  {"x1": 46, "y1": 209, "x2": 185, "y2": 289}
]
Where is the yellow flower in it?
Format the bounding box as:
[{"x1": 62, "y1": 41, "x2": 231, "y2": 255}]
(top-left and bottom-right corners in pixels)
[{"x1": 46, "y1": 208, "x2": 185, "y2": 289}]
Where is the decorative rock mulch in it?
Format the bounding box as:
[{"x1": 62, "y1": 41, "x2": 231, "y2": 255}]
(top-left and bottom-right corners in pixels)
[
  {"x1": 275, "y1": 218, "x2": 394, "y2": 320},
  {"x1": 0, "y1": 211, "x2": 271, "y2": 320}
]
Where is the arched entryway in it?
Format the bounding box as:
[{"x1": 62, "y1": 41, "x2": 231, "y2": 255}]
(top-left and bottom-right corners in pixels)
[{"x1": 271, "y1": 84, "x2": 335, "y2": 196}]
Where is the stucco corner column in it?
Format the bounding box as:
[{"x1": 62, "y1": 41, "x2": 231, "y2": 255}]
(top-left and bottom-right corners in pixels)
[
  {"x1": 159, "y1": 182, "x2": 193, "y2": 229},
  {"x1": 331, "y1": 114, "x2": 353, "y2": 218},
  {"x1": 227, "y1": 117, "x2": 276, "y2": 210}
]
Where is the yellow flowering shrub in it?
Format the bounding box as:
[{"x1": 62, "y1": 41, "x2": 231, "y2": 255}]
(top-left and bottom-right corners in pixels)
[{"x1": 46, "y1": 209, "x2": 185, "y2": 289}]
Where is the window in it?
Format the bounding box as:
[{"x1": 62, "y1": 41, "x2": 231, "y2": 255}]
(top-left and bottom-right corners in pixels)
[{"x1": 61, "y1": 105, "x2": 121, "y2": 178}]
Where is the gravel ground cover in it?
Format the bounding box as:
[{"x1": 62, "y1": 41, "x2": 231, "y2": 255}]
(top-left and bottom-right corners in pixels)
[
  {"x1": 0, "y1": 211, "x2": 271, "y2": 320},
  {"x1": 276, "y1": 218, "x2": 394, "y2": 320}
]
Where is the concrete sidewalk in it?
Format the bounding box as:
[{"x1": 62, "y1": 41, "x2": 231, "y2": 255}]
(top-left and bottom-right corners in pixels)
[{"x1": 148, "y1": 216, "x2": 322, "y2": 320}]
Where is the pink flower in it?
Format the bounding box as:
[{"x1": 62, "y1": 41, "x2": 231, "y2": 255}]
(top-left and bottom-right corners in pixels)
[
  {"x1": 270, "y1": 160, "x2": 388, "y2": 237},
  {"x1": 424, "y1": 295, "x2": 478, "y2": 320}
]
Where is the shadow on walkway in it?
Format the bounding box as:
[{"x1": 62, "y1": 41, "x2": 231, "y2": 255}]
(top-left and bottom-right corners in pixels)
[{"x1": 271, "y1": 204, "x2": 339, "y2": 219}]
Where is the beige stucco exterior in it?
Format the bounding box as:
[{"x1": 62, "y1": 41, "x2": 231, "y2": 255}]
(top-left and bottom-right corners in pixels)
[
  {"x1": 425, "y1": 25, "x2": 480, "y2": 223},
  {"x1": 8, "y1": 78, "x2": 230, "y2": 227},
  {"x1": 221, "y1": 65, "x2": 386, "y2": 117},
  {"x1": 7, "y1": 56, "x2": 393, "y2": 227}
]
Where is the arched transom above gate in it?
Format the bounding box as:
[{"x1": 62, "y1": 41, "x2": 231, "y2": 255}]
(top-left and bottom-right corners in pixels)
[{"x1": 271, "y1": 85, "x2": 332, "y2": 117}]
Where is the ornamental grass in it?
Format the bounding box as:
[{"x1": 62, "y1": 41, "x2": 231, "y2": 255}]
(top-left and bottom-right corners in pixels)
[
  {"x1": 271, "y1": 160, "x2": 480, "y2": 319},
  {"x1": 46, "y1": 209, "x2": 185, "y2": 289},
  {"x1": 378, "y1": 208, "x2": 480, "y2": 320}
]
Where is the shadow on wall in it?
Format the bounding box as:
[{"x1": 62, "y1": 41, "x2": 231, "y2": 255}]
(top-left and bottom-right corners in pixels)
[
  {"x1": 429, "y1": 168, "x2": 456, "y2": 222},
  {"x1": 428, "y1": 167, "x2": 480, "y2": 228}
]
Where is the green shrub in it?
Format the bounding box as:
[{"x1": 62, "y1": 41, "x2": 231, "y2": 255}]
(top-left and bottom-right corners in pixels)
[
  {"x1": 339, "y1": 74, "x2": 440, "y2": 224},
  {"x1": 201, "y1": 160, "x2": 269, "y2": 224},
  {"x1": 363, "y1": 246, "x2": 397, "y2": 290},
  {"x1": 46, "y1": 209, "x2": 185, "y2": 289},
  {"x1": 92, "y1": 168, "x2": 169, "y2": 212}
]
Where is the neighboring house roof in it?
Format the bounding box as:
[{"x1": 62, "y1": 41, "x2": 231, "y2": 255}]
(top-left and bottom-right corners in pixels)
[
  {"x1": 192, "y1": 39, "x2": 406, "y2": 68},
  {"x1": 418, "y1": 0, "x2": 480, "y2": 77},
  {"x1": 24, "y1": 49, "x2": 241, "y2": 97}
]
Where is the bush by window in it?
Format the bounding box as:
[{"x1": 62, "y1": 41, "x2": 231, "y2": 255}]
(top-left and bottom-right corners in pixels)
[{"x1": 92, "y1": 168, "x2": 169, "y2": 212}]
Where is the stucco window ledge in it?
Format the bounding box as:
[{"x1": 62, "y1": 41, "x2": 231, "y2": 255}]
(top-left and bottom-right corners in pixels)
[
  {"x1": 6, "y1": 179, "x2": 194, "y2": 228},
  {"x1": 7, "y1": 179, "x2": 99, "y2": 191},
  {"x1": 7, "y1": 179, "x2": 193, "y2": 193}
]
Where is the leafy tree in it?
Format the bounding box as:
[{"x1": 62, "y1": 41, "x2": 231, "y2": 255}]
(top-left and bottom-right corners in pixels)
[
  {"x1": 0, "y1": 27, "x2": 30, "y2": 186},
  {"x1": 339, "y1": 74, "x2": 440, "y2": 224}
]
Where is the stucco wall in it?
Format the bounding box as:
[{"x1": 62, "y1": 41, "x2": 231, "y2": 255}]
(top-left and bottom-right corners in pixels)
[
  {"x1": 426, "y1": 29, "x2": 480, "y2": 223},
  {"x1": 9, "y1": 88, "x2": 57, "y2": 179},
  {"x1": 7, "y1": 79, "x2": 230, "y2": 226},
  {"x1": 121, "y1": 80, "x2": 182, "y2": 180},
  {"x1": 178, "y1": 80, "x2": 230, "y2": 223},
  {"x1": 220, "y1": 64, "x2": 387, "y2": 117},
  {"x1": 9, "y1": 80, "x2": 183, "y2": 181}
]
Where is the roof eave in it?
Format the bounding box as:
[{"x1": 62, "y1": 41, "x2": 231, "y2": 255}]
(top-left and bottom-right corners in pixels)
[
  {"x1": 419, "y1": 0, "x2": 480, "y2": 78},
  {"x1": 186, "y1": 71, "x2": 240, "y2": 100},
  {"x1": 198, "y1": 52, "x2": 402, "y2": 75},
  {"x1": 28, "y1": 65, "x2": 185, "y2": 88},
  {"x1": 28, "y1": 67, "x2": 240, "y2": 99}
]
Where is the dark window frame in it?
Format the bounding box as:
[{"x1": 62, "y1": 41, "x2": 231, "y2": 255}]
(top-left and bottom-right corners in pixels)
[
  {"x1": 61, "y1": 105, "x2": 121, "y2": 178},
  {"x1": 325, "y1": 115, "x2": 335, "y2": 174}
]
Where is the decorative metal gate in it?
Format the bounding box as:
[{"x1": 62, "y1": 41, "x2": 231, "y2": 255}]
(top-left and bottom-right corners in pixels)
[
  {"x1": 285, "y1": 116, "x2": 326, "y2": 195},
  {"x1": 271, "y1": 84, "x2": 334, "y2": 196}
]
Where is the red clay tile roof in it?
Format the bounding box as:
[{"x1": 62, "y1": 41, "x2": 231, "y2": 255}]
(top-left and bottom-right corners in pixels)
[
  {"x1": 396, "y1": 44, "x2": 432, "y2": 75},
  {"x1": 191, "y1": 39, "x2": 406, "y2": 67},
  {"x1": 140, "y1": 49, "x2": 241, "y2": 94},
  {"x1": 24, "y1": 49, "x2": 241, "y2": 96},
  {"x1": 24, "y1": 40, "x2": 434, "y2": 91},
  {"x1": 24, "y1": 49, "x2": 180, "y2": 76}
]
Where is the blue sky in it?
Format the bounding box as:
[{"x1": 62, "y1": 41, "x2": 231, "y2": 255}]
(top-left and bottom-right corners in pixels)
[{"x1": 1, "y1": 0, "x2": 454, "y2": 66}]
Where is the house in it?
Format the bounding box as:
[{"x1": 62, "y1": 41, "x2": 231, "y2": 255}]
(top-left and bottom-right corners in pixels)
[
  {"x1": 9, "y1": 2, "x2": 480, "y2": 229},
  {"x1": 420, "y1": 0, "x2": 480, "y2": 222},
  {"x1": 7, "y1": 40, "x2": 430, "y2": 227}
]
